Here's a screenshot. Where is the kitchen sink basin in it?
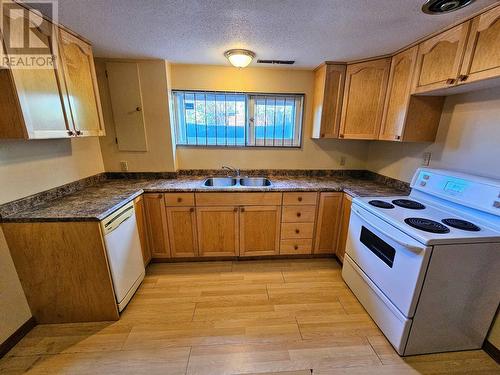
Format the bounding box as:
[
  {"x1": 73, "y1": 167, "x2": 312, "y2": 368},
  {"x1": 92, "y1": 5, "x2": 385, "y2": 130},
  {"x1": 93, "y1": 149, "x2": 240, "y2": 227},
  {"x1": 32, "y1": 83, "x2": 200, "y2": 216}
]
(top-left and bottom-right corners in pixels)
[
  {"x1": 202, "y1": 177, "x2": 272, "y2": 188},
  {"x1": 203, "y1": 177, "x2": 238, "y2": 187},
  {"x1": 239, "y1": 177, "x2": 272, "y2": 187}
]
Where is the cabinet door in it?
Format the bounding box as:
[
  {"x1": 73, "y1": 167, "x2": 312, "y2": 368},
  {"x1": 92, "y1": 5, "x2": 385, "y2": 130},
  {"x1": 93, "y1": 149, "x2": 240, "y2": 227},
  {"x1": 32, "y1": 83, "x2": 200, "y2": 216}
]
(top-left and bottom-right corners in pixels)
[
  {"x1": 336, "y1": 194, "x2": 353, "y2": 263},
  {"x1": 134, "y1": 196, "x2": 151, "y2": 266},
  {"x1": 2, "y1": 12, "x2": 70, "y2": 139},
  {"x1": 311, "y1": 64, "x2": 346, "y2": 139},
  {"x1": 240, "y1": 206, "x2": 281, "y2": 257},
  {"x1": 196, "y1": 207, "x2": 239, "y2": 257},
  {"x1": 59, "y1": 29, "x2": 104, "y2": 136},
  {"x1": 314, "y1": 193, "x2": 342, "y2": 254},
  {"x1": 412, "y1": 22, "x2": 470, "y2": 93},
  {"x1": 144, "y1": 194, "x2": 170, "y2": 258},
  {"x1": 339, "y1": 58, "x2": 390, "y2": 139},
  {"x1": 379, "y1": 47, "x2": 417, "y2": 141},
  {"x1": 166, "y1": 207, "x2": 198, "y2": 258},
  {"x1": 460, "y1": 6, "x2": 500, "y2": 84}
]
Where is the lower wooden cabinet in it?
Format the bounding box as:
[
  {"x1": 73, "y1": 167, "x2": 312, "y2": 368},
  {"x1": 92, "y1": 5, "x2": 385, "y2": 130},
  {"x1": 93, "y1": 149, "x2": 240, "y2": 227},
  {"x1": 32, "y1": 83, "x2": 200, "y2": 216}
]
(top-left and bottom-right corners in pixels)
[
  {"x1": 336, "y1": 193, "x2": 353, "y2": 262},
  {"x1": 314, "y1": 193, "x2": 343, "y2": 254},
  {"x1": 240, "y1": 206, "x2": 281, "y2": 256},
  {"x1": 166, "y1": 207, "x2": 198, "y2": 258},
  {"x1": 196, "y1": 206, "x2": 239, "y2": 257},
  {"x1": 134, "y1": 196, "x2": 151, "y2": 265},
  {"x1": 143, "y1": 193, "x2": 170, "y2": 258}
]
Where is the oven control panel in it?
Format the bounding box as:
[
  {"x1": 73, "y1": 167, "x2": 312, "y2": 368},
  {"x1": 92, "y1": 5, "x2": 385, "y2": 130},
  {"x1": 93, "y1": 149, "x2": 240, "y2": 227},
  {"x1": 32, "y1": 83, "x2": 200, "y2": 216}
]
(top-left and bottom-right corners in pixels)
[{"x1": 411, "y1": 168, "x2": 500, "y2": 215}]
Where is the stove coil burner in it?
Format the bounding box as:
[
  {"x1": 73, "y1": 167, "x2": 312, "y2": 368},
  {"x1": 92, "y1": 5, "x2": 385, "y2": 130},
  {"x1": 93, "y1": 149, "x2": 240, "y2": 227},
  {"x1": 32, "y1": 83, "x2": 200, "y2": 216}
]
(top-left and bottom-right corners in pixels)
[
  {"x1": 369, "y1": 200, "x2": 395, "y2": 209},
  {"x1": 404, "y1": 218, "x2": 450, "y2": 234},
  {"x1": 442, "y1": 218, "x2": 481, "y2": 232},
  {"x1": 392, "y1": 199, "x2": 426, "y2": 210}
]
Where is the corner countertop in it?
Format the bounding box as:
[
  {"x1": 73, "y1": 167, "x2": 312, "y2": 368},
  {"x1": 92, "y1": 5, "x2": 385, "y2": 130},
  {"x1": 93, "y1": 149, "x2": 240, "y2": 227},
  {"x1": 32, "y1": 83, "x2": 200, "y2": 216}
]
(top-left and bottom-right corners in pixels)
[{"x1": 1, "y1": 176, "x2": 409, "y2": 223}]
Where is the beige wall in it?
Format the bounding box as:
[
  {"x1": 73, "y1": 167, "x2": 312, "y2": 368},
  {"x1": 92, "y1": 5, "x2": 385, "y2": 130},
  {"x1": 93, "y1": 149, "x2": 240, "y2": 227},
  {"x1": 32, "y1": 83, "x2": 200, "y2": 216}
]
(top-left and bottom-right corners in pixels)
[
  {"x1": 0, "y1": 136, "x2": 104, "y2": 343},
  {"x1": 96, "y1": 59, "x2": 177, "y2": 172},
  {"x1": 366, "y1": 87, "x2": 500, "y2": 182},
  {"x1": 170, "y1": 64, "x2": 369, "y2": 170}
]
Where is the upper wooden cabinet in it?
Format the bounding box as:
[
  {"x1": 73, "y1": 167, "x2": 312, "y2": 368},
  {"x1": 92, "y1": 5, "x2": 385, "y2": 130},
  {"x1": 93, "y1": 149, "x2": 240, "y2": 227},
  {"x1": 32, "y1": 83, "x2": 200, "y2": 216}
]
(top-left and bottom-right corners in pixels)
[
  {"x1": 311, "y1": 64, "x2": 346, "y2": 139},
  {"x1": 59, "y1": 29, "x2": 105, "y2": 136},
  {"x1": 380, "y1": 47, "x2": 445, "y2": 142},
  {"x1": 339, "y1": 58, "x2": 390, "y2": 139},
  {"x1": 412, "y1": 23, "x2": 470, "y2": 93},
  {"x1": 0, "y1": 7, "x2": 104, "y2": 139},
  {"x1": 459, "y1": 6, "x2": 500, "y2": 84}
]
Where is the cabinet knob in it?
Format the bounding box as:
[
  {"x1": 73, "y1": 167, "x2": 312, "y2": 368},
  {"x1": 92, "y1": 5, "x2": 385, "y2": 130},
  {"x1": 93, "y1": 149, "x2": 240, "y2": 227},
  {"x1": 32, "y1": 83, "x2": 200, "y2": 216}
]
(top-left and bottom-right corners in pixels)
[
  {"x1": 190, "y1": 207, "x2": 195, "y2": 213},
  {"x1": 67, "y1": 130, "x2": 74, "y2": 136},
  {"x1": 296, "y1": 212, "x2": 301, "y2": 217},
  {"x1": 234, "y1": 207, "x2": 238, "y2": 212},
  {"x1": 177, "y1": 197, "x2": 183, "y2": 202},
  {"x1": 136, "y1": 106, "x2": 142, "y2": 112},
  {"x1": 298, "y1": 197, "x2": 303, "y2": 202},
  {"x1": 320, "y1": 134, "x2": 325, "y2": 138},
  {"x1": 295, "y1": 229, "x2": 300, "y2": 234},
  {"x1": 458, "y1": 74, "x2": 468, "y2": 82},
  {"x1": 339, "y1": 134, "x2": 344, "y2": 138},
  {"x1": 76, "y1": 130, "x2": 82, "y2": 136},
  {"x1": 446, "y1": 78, "x2": 456, "y2": 85},
  {"x1": 294, "y1": 245, "x2": 299, "y2": 250},
  {"x1": 240, "y1": 207, "x2": 245, "y2": 212},
  {"x1": 394, "y1": 135, "x2": 401, "y2": 140}
]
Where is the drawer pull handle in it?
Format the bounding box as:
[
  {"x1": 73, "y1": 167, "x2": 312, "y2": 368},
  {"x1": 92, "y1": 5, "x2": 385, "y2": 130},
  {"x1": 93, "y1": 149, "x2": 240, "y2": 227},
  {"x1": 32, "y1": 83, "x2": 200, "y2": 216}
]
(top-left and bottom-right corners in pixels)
[
  {"x1": 298, "y1": 197, "x2": 303, "y2": 202},
  {"x1": 295, "y1": 229, "x2": 300, "y2": 234},
  {"x1": 296, "y1": 212, "x2": 301, "y2": 217},
  {"x1": 177, "y1": 197, "x2": 183, "y2": 202},
  {"x1": 294, "y1": 245, "x2": 299, "y2": 250}
]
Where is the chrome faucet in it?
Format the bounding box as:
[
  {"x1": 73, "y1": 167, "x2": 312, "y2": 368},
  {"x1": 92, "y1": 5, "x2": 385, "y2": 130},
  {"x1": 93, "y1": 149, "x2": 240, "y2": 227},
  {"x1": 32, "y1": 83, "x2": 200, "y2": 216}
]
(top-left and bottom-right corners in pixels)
[{"x1": 221, "y1": 165, "x2": 240, "y2": 177}]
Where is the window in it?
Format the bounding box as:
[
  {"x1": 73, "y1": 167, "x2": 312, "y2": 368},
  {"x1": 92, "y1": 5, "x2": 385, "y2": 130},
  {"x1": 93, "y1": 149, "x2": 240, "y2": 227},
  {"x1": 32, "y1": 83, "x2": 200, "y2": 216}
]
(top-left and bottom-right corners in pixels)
[{"x1": 172, "y1": 90, "x2": 304, "y2": 147}]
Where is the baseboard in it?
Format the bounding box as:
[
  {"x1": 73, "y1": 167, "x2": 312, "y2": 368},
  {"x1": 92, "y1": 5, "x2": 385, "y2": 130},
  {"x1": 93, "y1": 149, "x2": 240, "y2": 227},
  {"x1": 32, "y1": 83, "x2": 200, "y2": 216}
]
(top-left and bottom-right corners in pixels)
[
  {"x1": 0, "y1": 317, "x2": 36, "y2": 358},
  {"x1": 483, "y1": 339, "x2": 500, "y2": 364},
  {"x1": 151, "y1": 254, "x2": 337, "y2": 263}
]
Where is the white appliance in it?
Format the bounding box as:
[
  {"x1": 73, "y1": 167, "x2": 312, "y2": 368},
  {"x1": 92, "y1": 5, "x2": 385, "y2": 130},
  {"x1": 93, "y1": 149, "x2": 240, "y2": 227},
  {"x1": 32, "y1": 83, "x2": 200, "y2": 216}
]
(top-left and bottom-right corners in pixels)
[
  {"x1": 101, "y1": 202, "x2": 145, "y2": 312},
  {"x1": 342, "y1": 168, "x2": 500, "y2": 356}
]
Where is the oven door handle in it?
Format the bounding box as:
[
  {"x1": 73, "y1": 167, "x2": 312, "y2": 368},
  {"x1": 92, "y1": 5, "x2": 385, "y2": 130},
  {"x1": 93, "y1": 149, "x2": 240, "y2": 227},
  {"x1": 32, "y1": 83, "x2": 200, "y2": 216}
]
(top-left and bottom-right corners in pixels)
[{"x1": 352, "y1": 208, "x2": 425, "y2": 254}]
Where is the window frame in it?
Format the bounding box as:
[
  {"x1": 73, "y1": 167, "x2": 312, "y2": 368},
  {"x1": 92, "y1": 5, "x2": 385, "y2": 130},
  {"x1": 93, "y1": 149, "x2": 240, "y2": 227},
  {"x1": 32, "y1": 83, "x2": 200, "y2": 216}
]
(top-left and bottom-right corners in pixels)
[{"x1": 171, "y1": 89, "x2": 305, "y2": 149}]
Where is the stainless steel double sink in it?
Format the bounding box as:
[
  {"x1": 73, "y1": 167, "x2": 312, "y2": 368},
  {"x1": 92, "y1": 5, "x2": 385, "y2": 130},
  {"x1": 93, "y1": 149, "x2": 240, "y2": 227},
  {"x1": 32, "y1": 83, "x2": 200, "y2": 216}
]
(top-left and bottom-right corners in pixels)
[{"x1": 202, "y1": 177, "x2": 272, "y2": 187}]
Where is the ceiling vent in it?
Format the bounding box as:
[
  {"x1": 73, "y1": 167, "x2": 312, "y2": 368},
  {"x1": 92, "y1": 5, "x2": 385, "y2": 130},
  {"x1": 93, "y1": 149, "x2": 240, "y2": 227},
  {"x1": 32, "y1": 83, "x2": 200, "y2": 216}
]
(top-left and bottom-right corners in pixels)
[
  {"x1": 257, "y1": 59, "x2": 295, "y2": 65},
  {"x1": 422, "y1": 0, "x2": 475, "y2": 14}
]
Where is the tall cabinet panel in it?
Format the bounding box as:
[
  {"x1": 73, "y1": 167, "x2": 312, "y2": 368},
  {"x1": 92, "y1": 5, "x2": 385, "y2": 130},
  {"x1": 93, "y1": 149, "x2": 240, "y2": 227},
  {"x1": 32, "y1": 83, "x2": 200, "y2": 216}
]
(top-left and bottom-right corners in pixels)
[
  {"x1": 59, "y1": 29, "x2": 105, "y2": 136},
  {"x1": 339, "y1": 58, "x2": 390, "y2": 139}
]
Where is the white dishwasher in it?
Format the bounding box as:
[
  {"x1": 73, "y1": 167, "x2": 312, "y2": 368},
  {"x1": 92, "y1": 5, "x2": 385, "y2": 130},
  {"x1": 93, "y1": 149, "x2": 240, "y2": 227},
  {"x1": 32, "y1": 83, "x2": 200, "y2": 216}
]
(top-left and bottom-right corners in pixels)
[{"x1": 101, "y1": 202, "x2": 145, "y2": 312}]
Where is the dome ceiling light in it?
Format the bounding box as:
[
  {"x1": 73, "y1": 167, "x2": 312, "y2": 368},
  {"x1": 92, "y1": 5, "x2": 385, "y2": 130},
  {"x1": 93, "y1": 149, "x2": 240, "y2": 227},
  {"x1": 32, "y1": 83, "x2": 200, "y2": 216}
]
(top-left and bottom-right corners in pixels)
[{"x1": 224, "y1": 49, "x2": 256, "y2": 68}]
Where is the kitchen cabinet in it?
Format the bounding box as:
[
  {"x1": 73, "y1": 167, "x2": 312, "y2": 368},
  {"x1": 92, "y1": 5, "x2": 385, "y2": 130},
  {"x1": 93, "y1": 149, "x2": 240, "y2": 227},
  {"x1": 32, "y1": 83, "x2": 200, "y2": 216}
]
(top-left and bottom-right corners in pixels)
[
  {"x1": 239, "y1": 206, "x2": 281, "y2": 256},
  {"x1": 166, "y1": 207, "x2": 198, "y2": 258},
  {"x1": 144, "y1": 194, "x2": 170, "y2": 258},
  {"x1": 196, "y1": 206, "x2": 239, "y2": 257},
  {"x1": 134, "y1": 196, "x2": 151, "y2": 265},
  {"x1": 336, "y1": 193, "x2": 353, "y2": 263},
  {"x1": 339, "y1": 58, "x2": 391, "y2": 139},
  {"x1": 59, "y1": 29, "x2": 105, "y2": 136},
  {"x1": 0, "y1": 8, "x2": 104, "y2": 139},
  {"x1": 0, "y1": 11, "x2": 70, "y2": 139},
  {"x1": 460, "y1": 6, "x2": 500, "y2": 85},
  {"x1": 314, "y1": 193, "x2": 343, "y2": 254},
  {"x1": 379, "y1": 47, "x2": 445, "y2": 142},
  {"x1": 412, "y1": 23, "x2": 470, "y2": 94},
  {"x1": 311, "y1": 64, "x2": 346, "y2": 139}
]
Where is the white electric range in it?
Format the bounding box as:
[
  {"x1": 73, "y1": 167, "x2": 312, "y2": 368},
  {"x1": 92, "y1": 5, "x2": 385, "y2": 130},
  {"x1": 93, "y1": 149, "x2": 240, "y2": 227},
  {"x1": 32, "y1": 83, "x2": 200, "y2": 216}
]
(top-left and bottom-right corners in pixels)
[{"x1": 342, "y1": 168, "x2": 500, "y2": 356}]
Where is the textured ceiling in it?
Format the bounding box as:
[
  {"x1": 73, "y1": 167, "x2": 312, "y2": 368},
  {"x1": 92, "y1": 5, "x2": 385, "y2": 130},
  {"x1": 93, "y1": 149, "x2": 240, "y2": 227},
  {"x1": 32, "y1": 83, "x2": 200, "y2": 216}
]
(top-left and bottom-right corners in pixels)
[{"x1": 50, "y1": 0, "x2": 498, "y2": 68}]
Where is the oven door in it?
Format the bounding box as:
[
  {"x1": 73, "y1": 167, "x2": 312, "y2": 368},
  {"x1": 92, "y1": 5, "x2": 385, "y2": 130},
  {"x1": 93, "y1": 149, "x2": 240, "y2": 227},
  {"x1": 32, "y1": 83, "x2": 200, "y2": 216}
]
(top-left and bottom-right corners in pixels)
[{"x1": 344, "y1": 203, "x2": 432, "y2": 317}]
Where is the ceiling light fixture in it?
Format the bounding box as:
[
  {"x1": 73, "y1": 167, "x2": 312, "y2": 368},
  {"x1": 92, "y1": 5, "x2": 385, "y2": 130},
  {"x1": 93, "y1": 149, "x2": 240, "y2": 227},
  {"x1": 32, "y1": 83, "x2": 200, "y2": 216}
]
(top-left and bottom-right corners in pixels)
[{"x1": 224, "y1": 49, "x2": 255, "y2": 68}]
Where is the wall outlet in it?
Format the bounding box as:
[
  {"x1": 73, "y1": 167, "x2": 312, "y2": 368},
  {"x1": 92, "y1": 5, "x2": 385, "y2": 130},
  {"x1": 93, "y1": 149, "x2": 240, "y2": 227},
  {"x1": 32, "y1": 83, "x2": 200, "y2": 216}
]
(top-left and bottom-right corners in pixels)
[
  {"x1": 120, "y1": 161, "x2": 129, "y2": 172},
  {"x1": 422, "y1": 152, "x2": 432, "y2": 166},
  {"x1": 339, "y1": 156, "x2": 346, "y2": 166}
]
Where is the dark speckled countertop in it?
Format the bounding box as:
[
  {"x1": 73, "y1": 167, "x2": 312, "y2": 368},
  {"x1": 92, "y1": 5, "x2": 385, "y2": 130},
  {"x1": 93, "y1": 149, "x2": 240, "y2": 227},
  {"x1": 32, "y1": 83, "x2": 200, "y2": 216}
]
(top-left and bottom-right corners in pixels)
[{"x1": 1, "y1": 175, "x2": 409, "y2": 223}]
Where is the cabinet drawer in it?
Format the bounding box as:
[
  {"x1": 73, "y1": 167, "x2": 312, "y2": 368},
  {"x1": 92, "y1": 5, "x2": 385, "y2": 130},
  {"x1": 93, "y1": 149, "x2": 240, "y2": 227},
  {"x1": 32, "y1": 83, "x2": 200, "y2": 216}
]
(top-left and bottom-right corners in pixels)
[
  {"x1": 282, "y1": 205, "x2": 317, "y2": 223},
  {"x1": 281, "y1": 223, "x2": 315, "y2": 239},
  {"x1": 164, "y1": 193, "x2": 195, "y2": 206},
  {"x1": 280, "y1": 239, "x2": 313, "y2": 255},
  {"x1": 283, "y1": 192, "x2": 318, "y2": 205},
  {"x1": 195, "y1": 192, "x2": 282, "y2": 206}
]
